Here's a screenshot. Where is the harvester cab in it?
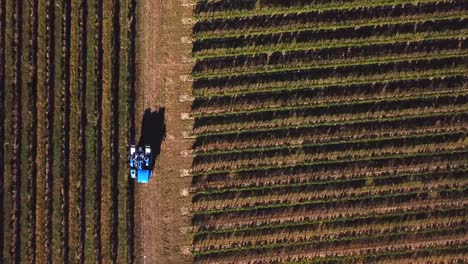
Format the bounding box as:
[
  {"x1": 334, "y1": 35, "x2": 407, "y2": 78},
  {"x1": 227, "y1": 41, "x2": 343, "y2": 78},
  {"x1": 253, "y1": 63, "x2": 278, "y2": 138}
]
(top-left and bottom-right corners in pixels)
[{"x1": 129, "y1": 145, "x2": 153, "y2": 183}]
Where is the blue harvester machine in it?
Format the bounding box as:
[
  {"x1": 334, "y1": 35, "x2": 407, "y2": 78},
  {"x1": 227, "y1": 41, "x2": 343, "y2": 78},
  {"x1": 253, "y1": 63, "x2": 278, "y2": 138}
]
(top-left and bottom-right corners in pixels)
[{"x1": 129, "y1": 145, "x2": 153, "y2": 183}]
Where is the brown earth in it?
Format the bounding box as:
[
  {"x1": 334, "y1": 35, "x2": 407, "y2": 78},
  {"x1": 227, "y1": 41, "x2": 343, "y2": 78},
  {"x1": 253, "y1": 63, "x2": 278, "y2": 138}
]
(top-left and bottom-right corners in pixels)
[{"x1": 135, "y1": 0, "x2": 194, "y2": 263}]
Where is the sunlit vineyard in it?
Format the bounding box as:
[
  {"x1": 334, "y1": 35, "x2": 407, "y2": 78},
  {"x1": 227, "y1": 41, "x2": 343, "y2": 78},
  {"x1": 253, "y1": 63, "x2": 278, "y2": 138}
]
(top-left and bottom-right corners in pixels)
[
  {"x1": 0, "y1": 0, "x2": 136, "y2": 263},
  {"x1": 189, "y1": 0, "x2": 468, "y2": 263}
]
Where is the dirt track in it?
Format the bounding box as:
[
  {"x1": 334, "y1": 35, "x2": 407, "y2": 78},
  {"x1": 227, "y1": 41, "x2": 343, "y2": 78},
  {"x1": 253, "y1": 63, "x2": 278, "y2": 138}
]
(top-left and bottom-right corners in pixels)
[{"x1": 135, "y1": 0, "x2": 194, "y2": 263}]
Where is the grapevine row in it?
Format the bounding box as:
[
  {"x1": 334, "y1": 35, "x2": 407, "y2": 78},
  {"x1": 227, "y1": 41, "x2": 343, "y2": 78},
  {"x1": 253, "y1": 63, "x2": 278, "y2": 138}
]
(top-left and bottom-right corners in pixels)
[
  {"x1": 43, "y1": 0, "x2": 56, "y2": 261},
  {"x1": 26, "y1": 0, "x2": 38, "y2": 262},
  {"x1": 193, "y1": 206, "x2": 467, "y2": 241},
  {"x1": 193, "y1": 0, "x2": 466, "y2": 37},
  {"x1": 58, "y1": 0, "x2": 72, "y2": 262},
  {"x1": 194, "y1": 0, "x2": 445, "y2": 19},
  {"x1": 193, "y1": 218, "x2": 466, "y2": 252},
  {"x1": 288, "y1": 244, "x2": 468, "y2": 264},
  {"x1": 192, "y1": 189, "x2": 467, "y2": 231},
  {"x1": 193, "y1": 74, "x2": 466, "y2": 114},
  {"x1": 193, "y1": 38, "x2": 467, "y2": 77},
  {"x1": 194, "y1": 55, "x2": 466, "y2": 92},
  {"x1": 77, "y1": 0, "x2": 88, "y2": 262},
  {"x1": 192, "y1": 17, "x2": 467, "y2": 55},
  {"x1": 10, "y1": 0, "x2": 23, "y2": 261},
  {"x1": 0, "y1": 0, "x2": 5, "y2": 258},
  {"x1": 191, "y1": 150, "x2": 466, "y2": 183},
  {"x1": 126, "y1": 0, "x2": 137, "y2": 261},
  {"x1": 195, "y1": 130, "x2": 466, "y2": 157},
  {"x1": 193, "y1": 225, "x2": 466, "y2": 262},
  {"x1": 117, "y1": 0, "x2": 132, "y2": 261},
  {"x1": 50, "y1": 0, "x2": 66, "y2": 262},
  {"x1": 110, "y1": 0, "x2": 121, "y2": 261},
  {"x1": 194, "y1": 0, "x2": 256, "y2": 15},
  {"x1": 195, "y1": 130, "x2": 464, "y2": 158},
  {"x1": 192, "y1": 169, "x2": 467, "y2": 205},
  {"x1": 243, "y1": 240, "x2": 467, "y2": 264},
  {"x1": 195, "y1": 68, "x2": 466, "y2": 98},
  {"x1": 196, "y1": 50, "x2": 467, "y2": 83},
  {"x1": 194, "y1": 197, "x2": 467, "y2": 231},
  {"x1": 192, "y1": 76, "x2": 466, "y2": 116},
  {"x1": 192, "y1": 161, "x2": 466, "y2": 197},
  {"x1": 194, "y1": 113, "x2": 466, "y2": 154},
  {"x1": 196, "y1": 12, "x2": 467, "y2": 42},
  {"x1": 193, "y1": 93, "x2": 466, "y2": 135},
  {"x1": 94, "y1": 0, "x2": 103, "y2": 262},
  {"x1": 82, "y1": 0, "x2": 98, "y2": 261},
  {"x1": 192, "y1": 186, "x2": 468, "y2": 220},
  {"x1": 192, "y1": 131, "x2": 466, "y2": 173},
  {"x1": 192, "y1": 177, "x2": 466, "y2": 213}
]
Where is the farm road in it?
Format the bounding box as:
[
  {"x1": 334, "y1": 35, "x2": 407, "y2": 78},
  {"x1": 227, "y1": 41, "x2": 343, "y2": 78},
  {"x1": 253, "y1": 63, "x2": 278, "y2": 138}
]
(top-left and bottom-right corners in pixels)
[{"x1": 135, "y1": 0, "x2": 194, "y2": 263}]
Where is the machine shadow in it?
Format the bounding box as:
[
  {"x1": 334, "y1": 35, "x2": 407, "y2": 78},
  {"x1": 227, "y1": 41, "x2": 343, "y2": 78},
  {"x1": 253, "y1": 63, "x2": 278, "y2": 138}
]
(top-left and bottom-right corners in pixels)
[{"x1": 138, "y1": 107, "x2": 166, "y2": 167}]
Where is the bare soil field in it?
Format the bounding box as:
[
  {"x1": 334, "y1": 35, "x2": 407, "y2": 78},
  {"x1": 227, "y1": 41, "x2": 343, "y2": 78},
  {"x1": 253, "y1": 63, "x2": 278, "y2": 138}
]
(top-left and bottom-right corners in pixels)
[{"x1": 135, "y1": 0, "x2": 194, "y2": 263}]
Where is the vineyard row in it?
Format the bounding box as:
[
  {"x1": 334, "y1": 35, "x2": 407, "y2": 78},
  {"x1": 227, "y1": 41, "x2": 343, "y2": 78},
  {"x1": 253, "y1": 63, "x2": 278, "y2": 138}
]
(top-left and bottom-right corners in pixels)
[
  {"x1": 193, "y1": 38, "x2": 467, "y2": 78},
  {"x1": 193, "y1": 55, "x2": 467, "y2": 92},
  {"x1": 192, "y1": 131, "x2": 465, "y2": 172},
  {"x1": 193, "y1": 94, "x2": 466, "y2": 135},
  {"x1": 193, "y1": 0, "x2": 466, "y2": 37},
  {"x1": 192, "y1": 18, "x2": 467, "y2": 56},
  {"x1": 193, "y1": 225, "x2": 466, "y2": 260},
  {"x1": 194, "y1": 0, "x2": 448, "y2": 20},
  {"x1": 193, "y1": 206, "x2": 467, "y2": 239},
  {"x1": 192, "y1": 169, "x2": 467, "y2": 200}
]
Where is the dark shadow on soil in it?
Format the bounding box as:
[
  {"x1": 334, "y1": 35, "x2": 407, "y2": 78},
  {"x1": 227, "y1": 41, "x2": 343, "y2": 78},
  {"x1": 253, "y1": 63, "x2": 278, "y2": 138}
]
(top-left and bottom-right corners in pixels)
[{"x1": 138, "y1": 107, "x2": 166, "y2": 167}]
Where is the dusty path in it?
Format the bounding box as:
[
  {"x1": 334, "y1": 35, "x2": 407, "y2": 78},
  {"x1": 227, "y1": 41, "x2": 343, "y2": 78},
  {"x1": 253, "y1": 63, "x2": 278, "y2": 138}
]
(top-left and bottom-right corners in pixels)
[{"x1": 135, "y1": 0, "x2": 194, "y2": 263}]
